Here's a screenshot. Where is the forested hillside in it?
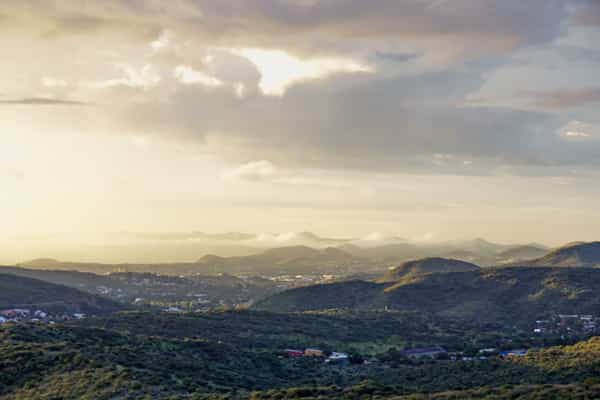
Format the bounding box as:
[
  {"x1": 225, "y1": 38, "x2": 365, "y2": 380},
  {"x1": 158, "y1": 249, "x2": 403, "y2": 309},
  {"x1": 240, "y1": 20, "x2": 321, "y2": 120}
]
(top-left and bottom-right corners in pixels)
[
  {"x1": 0, "y1": 273, "x2": 123, "y2": 314},
  {"x1": 255, "y1": 267, "x2": 600, "y2": 325},
  {"x1": 2, "y1": 311, "x2": 600, "y2": 399}
]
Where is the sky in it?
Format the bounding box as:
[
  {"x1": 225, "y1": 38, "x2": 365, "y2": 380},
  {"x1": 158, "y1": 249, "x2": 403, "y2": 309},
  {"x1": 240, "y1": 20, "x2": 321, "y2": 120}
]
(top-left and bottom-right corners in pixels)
[{"x1": 1, "y1": 0, "x2": 600, "y2": 260}]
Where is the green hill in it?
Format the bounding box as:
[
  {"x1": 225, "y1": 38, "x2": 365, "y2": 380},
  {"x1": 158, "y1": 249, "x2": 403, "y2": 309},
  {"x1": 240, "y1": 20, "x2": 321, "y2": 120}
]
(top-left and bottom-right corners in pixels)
[
  {"x1": 19, "y1": 246, "x2": 364, "y2": 276},
  {"x1": 195, "y1": 245, "x2": 364, "y2": 275},
  {"x1": 380, "y1": 258, "x2": 480, "y2": 282},
  {"x1": 495, "y1": 245, "x2": 548, "y2": 265},
  {"x1": 520, "y1": 241, "x2": 600, "y2": 267},
  {"x1": 255, "y1": 267, "x2": 600, "y2": 324},
  {"x1": 0, "y1": 273, "x2": 123, "y2": 314}
]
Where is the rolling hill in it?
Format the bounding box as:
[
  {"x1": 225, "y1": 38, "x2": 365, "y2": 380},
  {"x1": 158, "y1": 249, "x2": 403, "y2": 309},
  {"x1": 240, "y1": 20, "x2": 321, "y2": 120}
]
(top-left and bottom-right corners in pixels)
[
  {"x1": 0, "y1": 273, "x2": 123, "y2": 314},
  {"x1": 19, "y1": 246, "x2": 367, "y2": 276},
  {"x1": 519, "y1": 241, "x2": 600, "y2": 268},
  {"x1": 0, "y1": 266, "x2": 281, "y2": 308},
  {"x1": 380, "y1": 257, "x2": 480, "y2": 282},
  {"x1": 495, "y1": 244, "x2": 549, "y2": 265},
  {"x1": 254, "y1": 267, "x2": 600, "y2": 324},
  {"x1": 195, "y1": 245, "x2": 366, "y2": 275}
]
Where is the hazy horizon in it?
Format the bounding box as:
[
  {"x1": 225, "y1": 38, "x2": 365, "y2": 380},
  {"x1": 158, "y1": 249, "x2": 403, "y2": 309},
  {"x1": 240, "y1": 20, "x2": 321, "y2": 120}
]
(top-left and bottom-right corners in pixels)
[{"x1": 0, "y1": 228, "x2": 577, "y2": 265}]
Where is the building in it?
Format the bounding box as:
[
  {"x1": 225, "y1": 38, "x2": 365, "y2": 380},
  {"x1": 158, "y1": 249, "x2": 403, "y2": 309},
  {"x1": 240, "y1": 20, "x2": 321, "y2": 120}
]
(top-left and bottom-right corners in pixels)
[
  {"x1": 0, "y1": 309, "x2": 29, "y2": 318},
  {"x1": 304, "y1": 348, "x2": 325, "y2": 357},
  {"x1": 402, "y1": 346, "x2": 447, "y2": 359},
  {"x1": 285, "y1": 349, "x2": 304, "y2": 358},
  {"x1": 500, "y1": 349, "x2": 528, "y2": 357},
  {"x1": 326, "y1": 352, "x2": 350, "y2": 365},
  {"x1": 478, "y1": 348, "x2": 497, "y2": 354}
]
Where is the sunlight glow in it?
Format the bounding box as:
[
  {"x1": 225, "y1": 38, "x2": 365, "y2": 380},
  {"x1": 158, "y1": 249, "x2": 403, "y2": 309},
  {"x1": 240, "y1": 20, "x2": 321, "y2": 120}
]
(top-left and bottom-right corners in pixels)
[{"x1": 235, "y1": 48, "x2": 373, "y2": 96}]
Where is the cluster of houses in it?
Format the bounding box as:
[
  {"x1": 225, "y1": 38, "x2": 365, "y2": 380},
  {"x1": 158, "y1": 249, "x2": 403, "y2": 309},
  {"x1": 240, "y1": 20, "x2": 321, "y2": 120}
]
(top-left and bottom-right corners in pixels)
[
  {"x1": 0, "y1": 309, "x2": 85, "y2": 325},
  {"x1": 401, "y1": 346, "x2": 447, "y2": 359},
  {"x1": 399, "y1": 346, "x2": 531, "y2": 361},
  {"x1": 282, "y1": 344, "x2": 532, "y2": 368},
  {"x1": 533, "y1": 314, "x2": 598, "y2": 335},
  {"x1": 285, "y1": 348, "x2": 351, "y2": 365}
]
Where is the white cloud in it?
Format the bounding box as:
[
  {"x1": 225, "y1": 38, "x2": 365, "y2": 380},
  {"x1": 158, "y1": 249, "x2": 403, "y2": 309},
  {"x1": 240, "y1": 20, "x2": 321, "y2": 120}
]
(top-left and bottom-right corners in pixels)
[
  {"x1": 564, "y1": 131, "x2": 590, "y2": 138},
  {"x1": 233, "y1": 82, "x2": 246, "y2": 98},
  {"x1": 223, "y1": 160, "x2": 278, "y2": 181},
  {"x1": 0, "y1": 167, "x2": 24, "y2": 179},
  {"x1": 174, "y1": 65, "x2": 223, "y2": 87},
  {"x1": 560, "y1": 120, "x2": 595, "y2": 139},
  {"x1": 41, "y1": 77, "x2": 68, "y2": 88},
  {"x1": 150, "y1": 30, "x2": 174, "y2": 51},
  {"x1": 234, "y1": 48, "x2": 373, "y2": 96},
  {"x1": 91, "y1": 64, "x2": 162, "y2": 90}
]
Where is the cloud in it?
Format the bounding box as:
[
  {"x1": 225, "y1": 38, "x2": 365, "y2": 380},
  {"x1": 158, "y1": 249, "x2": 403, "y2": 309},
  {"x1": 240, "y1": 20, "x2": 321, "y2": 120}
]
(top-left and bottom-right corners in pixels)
[
  {"x1": 223, "y1": 160, "x2": 278, "y2": 181},
  {"x1": 153, "y1": 65, "x2": 569, "y2": 173},
  {"x1": 0, "y1": 0, "x2": 570, "y2": 62},
  {"x1": 174, "y1": 65, "x2": 223, "y2": 87},
  {"x1": 0, "y1": 0, "x2": 596, "y2": 177},
  {"x1": 234, "y1": 48, "x2": 373, "y2": 96},
  {"x1": 564, "y1": 131, "x2": 590, "y2": 138},
  {"x1": 0, "y1": 168, "x2": 24, "y2": 179},
  {"x1": 526, "y1": 87, "x2": 600, "y2": 109},
  {"x1": 150, "y1": 29, "x2": 174, "y2": 51},
  {"x1": 374, "y1": 51, "x2": 419, "y2": 63},
  {"x1": 0, "y1": 97, "x2": 86, "y2": 105},
  {"x1": 41, "y1": 77, "x2": 68, "y2": 88},
  {"x1": 559, "y1": 120, "x2": 595, "y2": 140},
  {"x1": 89, "y1": 64, "x2": 162, "y2": 89},
  {"x1": 572, "y1": 0, "x2": 600, "y2": 26}
]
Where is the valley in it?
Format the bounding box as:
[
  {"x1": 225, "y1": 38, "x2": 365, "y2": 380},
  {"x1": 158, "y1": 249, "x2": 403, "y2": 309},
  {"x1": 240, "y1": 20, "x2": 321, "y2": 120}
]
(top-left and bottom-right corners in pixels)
[{"x1": 2, "y1": 239, "x2": 600, "y2": 399}]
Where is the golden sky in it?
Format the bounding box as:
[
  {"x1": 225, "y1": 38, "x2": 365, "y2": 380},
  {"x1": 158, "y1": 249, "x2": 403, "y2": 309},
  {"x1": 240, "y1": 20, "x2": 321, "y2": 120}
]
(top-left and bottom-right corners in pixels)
[{"x1": 1, "y1": 0, "x2": 600, "y2": 262}]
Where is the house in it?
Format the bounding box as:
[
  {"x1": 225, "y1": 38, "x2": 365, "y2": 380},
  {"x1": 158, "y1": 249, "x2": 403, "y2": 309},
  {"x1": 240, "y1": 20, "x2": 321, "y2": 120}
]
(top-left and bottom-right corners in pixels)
[
  {"x1": 478, "y1": 348, "x2": 497, "y2": 354},
  {"x1": 0, "y1": 310, "x2": 16, "y2": 318},
  {"x1": 304, "y1": 348, "x2": 325, "y2": 357},
  {"x1": 558, "y1": 314, "x2": 579, "y2": 319},
  {"x1": 326, "y1": 352, "x2": 349, "y2": 365},
  {"x1": 402, "y1": 346, "x2": 447, "y2": 359},
  {"x1": 500, "y1": 349, "x2": 528, "y2": 357},
  {"x1": 0, "y1": 309, "x2": 29, "y2": 318},
  {"x1": 285, "y1": 349, "x2": 304, "y2": 358}
]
